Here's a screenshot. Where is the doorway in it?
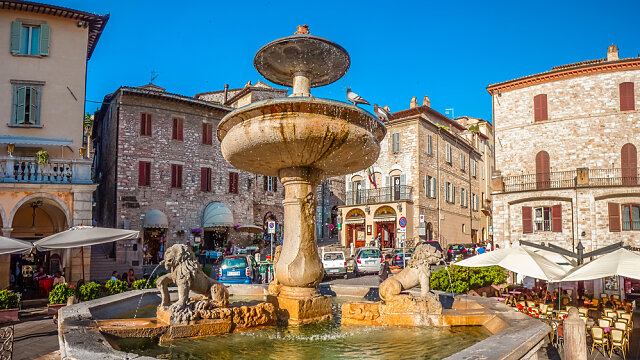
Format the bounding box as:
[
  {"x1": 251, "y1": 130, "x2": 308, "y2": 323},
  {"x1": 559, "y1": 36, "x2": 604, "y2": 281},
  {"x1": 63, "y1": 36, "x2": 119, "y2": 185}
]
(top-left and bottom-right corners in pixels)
[
  {"x1": 392, "y1": 176, "x2": 401, "y2": 200},
  {"x1": 346, "y1": 224, "x2": 366, "y2": 248},
  {"x1": 143, "y1": 229, "x2": 166, "y2": 265},
  {"x1": 375, "y1": 221, "x2": 396, "y2": 248}
]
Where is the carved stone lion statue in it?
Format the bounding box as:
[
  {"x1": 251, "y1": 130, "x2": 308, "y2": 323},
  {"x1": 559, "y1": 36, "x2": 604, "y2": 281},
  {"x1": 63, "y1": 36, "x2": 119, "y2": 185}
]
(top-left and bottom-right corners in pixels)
[
  {"x1": 267, "y1": 245, "x2": 282, "y2": 295},
  {"x1": 157, "y1": 244, "x2": 229, "y2": 323},
  {"x1": 379, "y1": 243, "x2": 443, "y2": 302}
]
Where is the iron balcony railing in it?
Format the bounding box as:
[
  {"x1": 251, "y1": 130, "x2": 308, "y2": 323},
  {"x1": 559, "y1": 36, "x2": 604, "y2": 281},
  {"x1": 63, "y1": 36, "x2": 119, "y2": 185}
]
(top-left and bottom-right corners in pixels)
[
  {"x1": 0, "y1": 156, "x2": 93, "y2": 184},
  {"x1": 345, "y1": 185, "x2": 413, "y2": 205},
  {"x1": 500, "y1": 167, "x2": 640, "y2": 193}
]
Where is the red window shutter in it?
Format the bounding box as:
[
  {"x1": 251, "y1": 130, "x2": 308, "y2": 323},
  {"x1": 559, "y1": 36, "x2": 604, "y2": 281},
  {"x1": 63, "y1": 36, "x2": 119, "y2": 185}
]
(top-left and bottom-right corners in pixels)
[
  {"x1": 536, "y1": 151, "x2": 550, "y2": 189},
  {"x1": 229, "y1": 172, "x2": 234, "y2": 193},
  {"x1": 534, "y1": 94, "x2": 548, "y2": 122},
  {"x1": 171, "y1": 165, "x2": 176, "y2": 188},
  {"x1": 202, "y1": 123, "x2": 207, "y2": 144},
  {"x1": 273, "y1": 178, "x2": 277, "y2": 192},
  {"x1": 138, "y1": 162, "x2": 146, "y2": 186},
  {"x1": 234, "y1": 173, "x2": 238, "y2": 193},
  {"x1": 201, "y1": 168, "x2": 208, "y2": 191},
  {"x1": 264, "y1": 175, "x2": 268, "y2": 191},
  {"x1": 207, "y1": 124, "x2": 213, "y2": 145},
  {"x1": 147, "y1": 114, "x2": 152, "y2": 136},
  {"x1": 620, "y1": 82, "x2": 635, "y2": 111},
  {"x1": 178, "y1": 119, "x2": 183, "y2": 141},
  {"x1": 522, "y1": 206, "x2": 533, "y2": 233},
  {"x1": 621, "y1": 143, "x2": 638, "y2": 185},
  {"x1": 608, "y1": 203, "x2": 621, "y2": 232},
  {"x1": 140, "y1": 114, "x2": 146, "y2": 135},
  {"x1": 177, "y1": 165, "x2": 183, "y2": 188},
  {"x1": 146, "y1": 162, "x2": 151, "y2": 185},
  {"x1": 552, "y1": 204, "x2": 562, "y2": 232}
]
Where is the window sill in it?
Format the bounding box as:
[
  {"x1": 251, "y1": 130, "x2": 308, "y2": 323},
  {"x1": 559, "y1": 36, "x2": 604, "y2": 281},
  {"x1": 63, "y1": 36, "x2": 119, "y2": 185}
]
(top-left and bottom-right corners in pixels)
[
  {"x1": 7, "y1": 123, "x2": 43, "y2": 128},
  {"x1": 11, "y1": 53, "x2": 46, "y2": 58}
]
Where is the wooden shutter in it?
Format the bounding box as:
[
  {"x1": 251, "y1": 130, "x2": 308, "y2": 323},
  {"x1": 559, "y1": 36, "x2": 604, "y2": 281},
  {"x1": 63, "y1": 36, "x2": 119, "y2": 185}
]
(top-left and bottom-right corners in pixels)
[
  {"x1": 552, "y1": 204, "x2": 562, "y2": 232},
  {"x1": 140, "y1": 114, "x2": 146, "y2": 135},
  {"x1": 609, "y1": 203, "x2": 621, "y2": 232},
  {"x1": 229, "y1": 172, "x2": 234, "y2": 193},
  {"x1": 273, "y1": 178, "x2": 277, "y2": 192},
  {"x1": 138, "y1": 162, "x2": 146, "y2": 186},
  {"x1": 177, "y1": 165, "x2": 183, "y2": 188},
  {"x1": 522, "y1": 206, "x2": 533, "y2": 233},
  {"x1": 621, "y1": 143, "x2": 637, "y2": 185},
  {"x1": 264, "y1": 175, "x2": 268, "y2": 191},
  {"x1": 234, "y1": 173, "x2": 239, "y2": 193},
  {"x1": 147, "y1": 114, "x2": 152, "y2": 136},
  {"x1": 178, "y1": 118, "x2": 183, "y2": 140},
  {"x1": 201, "y1": 168, "x2": 208, "y2": 191},
  {"x1": 172, "y1": 118, "x2": 178, "y2": 140},
  {"x1": 620, "y1": 82, "x2": 635, "y2": 111},
  {"x1": 203, "y1": 123, "x2": 213, "y2": 145},
  {"x1": 10, "y1": 22, "x2": 21, "y2": 54},
  {"x1": 536, "y1": 151, "x2": 550, "y2": 189},
  {"x1": 534, "y1": 94, "x2": 548, "y2": 122},
  {"x1": 39, "y1": 24, "x2": 50, "y2": 56},
  {"x1": 171, "y1": 165, "x2": 176, "y2": 188},
  {"x1": 15, "y1": 86, "x2": 26, "y2": 124}
]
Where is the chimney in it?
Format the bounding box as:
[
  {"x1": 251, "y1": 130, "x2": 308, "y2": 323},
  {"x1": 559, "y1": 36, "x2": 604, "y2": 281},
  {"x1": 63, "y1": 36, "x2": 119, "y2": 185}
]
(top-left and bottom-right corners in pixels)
[
  {"x1": 223, "y1": 84, "x2": 229, "y2": 104},
  {"x1": 422, "y1": 95, "x2": 430, "y2": 107},
  {"x1": 607, "y1": 44, "x2": 619, "y2": 61},
  {"x1": 410, "y1": 97, "x2": 418, "y2": 109}
]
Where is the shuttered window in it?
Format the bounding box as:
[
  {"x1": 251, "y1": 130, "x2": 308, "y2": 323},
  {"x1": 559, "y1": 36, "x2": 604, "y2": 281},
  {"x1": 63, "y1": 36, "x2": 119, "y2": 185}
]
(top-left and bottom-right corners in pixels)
[
  {"x1": 446, "y1": 143, "x2": 452, "y2": 163},
  {"x1": 140, "y1": 113, "x2": 152, "y2": 136},
  {"x1": 471, "y1": 159, "x2": 477, "y2": 178},
  {"x1": 202, "y1": 123, "x2": 213, "y2": 145},
  {"x1": 12, "y1": 84, "x2": 41, "y2": 125},
  {"x1": 621, "y1": 143, "x2": 638, "y2": 186},
  {"x1": 460, "y1": 153, "x2": 466, "y2": 171},
  {"x1": 138, "y1": 161, "x2": 151, "y2": 186},
  {"x1": 172, "y1": 117, "x2": 183, "y2": 141},
  {"x1": 522, "y1": 206, "x2": 533, "y2": 233},
  {"x1": 621, "y1": 204, "x2": 640, "y2": 230},
  {"x1": 10, "y1": 22, "x2": 50, "y2": 56},
  {"x1": 608, "y1": 203, "x2": 621, "y2": 232},
  {"x1": 427, "y1": 134, "x2": 433, "y2": 155},
  {"x1": 229, "y1": 172, "x2": 239, "y2": 194},
  {"x1": 201, "y1": 167, "x2": 211, "y2": 192},
  {"x1": 171, "y1": 164, "x2": 183, "y2": 188},
  {"x1": 551, "y1": 204, "x2": 562, "y2": 232},
  {"x1": 392, "y1": 133, "x2": 401, "y2": 153},
  {"x1": 534, "y1": 94, "x2": 548, "y2": 122},
  {"x1": 620, "y1": 82, "x2": 635, "y2": 111},
  {"x1": 535, "y1": 151, "x2": 550, "y2": 189},
  {"x1": 264, "y1": 176, "x2": 277, "y2": 192}
]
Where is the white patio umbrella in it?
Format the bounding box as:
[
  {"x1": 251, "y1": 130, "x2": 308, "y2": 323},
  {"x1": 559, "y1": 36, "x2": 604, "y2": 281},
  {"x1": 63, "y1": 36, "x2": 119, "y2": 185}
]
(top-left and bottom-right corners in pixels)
[
  {"x1": 0, "y1": 236, "x2": 33, "y2": 255},
  {"x1": 34, "y1": 226, "x2": 139, "y2": 280},
  {"x1": 456, "y1": 245, "x2": 568, "y2": 282},
  {"x1": 561, "y1": 248, "x2": 640, "y2": 282}
]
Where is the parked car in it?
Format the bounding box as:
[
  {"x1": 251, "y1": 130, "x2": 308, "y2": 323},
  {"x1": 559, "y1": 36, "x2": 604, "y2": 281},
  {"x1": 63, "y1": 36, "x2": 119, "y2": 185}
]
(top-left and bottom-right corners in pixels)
[
  {"x1": 218, "y1": 255, "x2": 255, "y2": 284},
  {"x1": 394, "y1": 248, "x2": 414, "y2": 267},
  {"x1": 447, "y1": 244, "x2": 468, "y2": 263},
  {"x1": 322, "y1": 251, "x2": 347, "y2": 279},
  {"x1": 424, "y1": 241, "x2": 444, "y2": 254},
  {"x1": 354, "y1": 248, "x2": 383, "y2": 276}
]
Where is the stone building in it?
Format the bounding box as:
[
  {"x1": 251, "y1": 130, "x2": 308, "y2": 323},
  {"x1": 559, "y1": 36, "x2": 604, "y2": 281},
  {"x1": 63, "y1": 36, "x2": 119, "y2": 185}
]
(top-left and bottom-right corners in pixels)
[
  {"x1": 0, "y1": 1, "x2": 108, "y2": 287},
  {"x1": 338, "y1": 97, "x2": 490, "y2": 252},
  {"x1": 488, "y1": 45, "x2": 640, "y2": 260},
  {"x1": 92, "y1": 83, "x2": 285, "y2": 279}
]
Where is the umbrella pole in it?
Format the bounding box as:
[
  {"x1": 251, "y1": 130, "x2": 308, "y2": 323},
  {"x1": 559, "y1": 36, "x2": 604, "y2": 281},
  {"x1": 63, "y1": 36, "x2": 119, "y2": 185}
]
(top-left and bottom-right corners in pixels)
[{"x1": 81, "y1": 246, "x2": 85, "y2": 282}]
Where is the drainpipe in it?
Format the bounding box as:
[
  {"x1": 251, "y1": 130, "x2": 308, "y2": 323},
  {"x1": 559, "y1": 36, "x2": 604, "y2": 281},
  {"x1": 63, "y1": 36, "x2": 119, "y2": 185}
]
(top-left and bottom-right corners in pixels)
[
  {"x1": 469, "y1": 147, "x2": 473, "y2": 243},
  {"x1": 437, "y1": 128, "x2": 441, "y2": 245}
]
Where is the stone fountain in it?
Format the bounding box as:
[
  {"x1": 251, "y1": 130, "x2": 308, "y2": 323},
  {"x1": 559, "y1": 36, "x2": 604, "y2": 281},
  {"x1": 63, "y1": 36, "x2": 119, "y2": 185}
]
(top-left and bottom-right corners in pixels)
[{"x1": 217, "y1": 26, "x2": 386, "y2": 324}]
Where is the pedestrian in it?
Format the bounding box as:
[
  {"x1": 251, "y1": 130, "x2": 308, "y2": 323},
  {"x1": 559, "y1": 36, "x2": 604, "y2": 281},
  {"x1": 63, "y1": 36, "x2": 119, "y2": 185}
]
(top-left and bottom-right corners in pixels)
[
  {"x1": 476, "y1": 244, "x2": 486, "y2": 255},
  {"x1": 379, "y1": 254, "x2": 393, "y2": 283},
  {"x1": 53, "y1": 271, "x2": 66, "y2": 287},
  {"x1": 374, "y1": 234, "x2": 381, "y2": 250},
  {"x1": 126, "y1": 268, "x2": 136, "y2": 284},
  {"x1": 110, "y1": 271, "x2": 118, "y2": 281}
]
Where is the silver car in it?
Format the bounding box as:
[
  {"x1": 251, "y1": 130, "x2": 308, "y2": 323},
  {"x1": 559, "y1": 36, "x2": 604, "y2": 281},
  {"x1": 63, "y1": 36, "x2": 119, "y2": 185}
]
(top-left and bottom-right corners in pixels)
[{"x1": 355, "y1": 248, "x2": 383, "y2": 275}]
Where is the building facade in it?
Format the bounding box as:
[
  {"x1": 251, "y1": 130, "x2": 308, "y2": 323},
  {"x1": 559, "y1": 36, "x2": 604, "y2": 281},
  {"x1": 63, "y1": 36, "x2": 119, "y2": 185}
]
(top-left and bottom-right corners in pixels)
[
  {"x1": 0, "y1": 1, "x2": 108, "y2": 288},
  {"x1": 92, "y1": 84, "x2": 285, "y2": 279},
  {"x1": 488, "y1": 45, "x2": 640, "y2": 258},
  {"x1": 338, "y1": 97, "x2": 489, "y2": 252}
]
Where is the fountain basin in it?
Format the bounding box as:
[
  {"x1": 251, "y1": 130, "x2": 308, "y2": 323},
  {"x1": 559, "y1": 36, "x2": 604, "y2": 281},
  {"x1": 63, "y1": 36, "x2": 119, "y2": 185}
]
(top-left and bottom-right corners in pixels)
[{"x1": 217, "y1": 97, "x2": 386, "y2": 177}]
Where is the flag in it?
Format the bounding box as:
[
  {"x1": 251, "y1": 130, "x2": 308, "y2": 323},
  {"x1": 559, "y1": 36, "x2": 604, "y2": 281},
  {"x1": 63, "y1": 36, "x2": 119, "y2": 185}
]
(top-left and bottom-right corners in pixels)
[{"x1": 367, "y1": 167, "x2": 377, "y2": 188}]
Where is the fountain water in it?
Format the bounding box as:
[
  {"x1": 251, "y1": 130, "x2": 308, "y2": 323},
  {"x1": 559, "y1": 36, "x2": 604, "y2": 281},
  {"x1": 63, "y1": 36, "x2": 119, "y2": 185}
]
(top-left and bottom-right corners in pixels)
[{"x1": 133, "y1": 263, "x2": 162, "y2": 319}]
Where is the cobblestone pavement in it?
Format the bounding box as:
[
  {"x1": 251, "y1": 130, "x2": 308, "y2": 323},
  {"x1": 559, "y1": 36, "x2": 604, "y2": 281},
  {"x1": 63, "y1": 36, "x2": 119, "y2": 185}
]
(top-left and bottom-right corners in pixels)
[{"x1": 13, "y1": 314, "x2": 58, "y2": 360}]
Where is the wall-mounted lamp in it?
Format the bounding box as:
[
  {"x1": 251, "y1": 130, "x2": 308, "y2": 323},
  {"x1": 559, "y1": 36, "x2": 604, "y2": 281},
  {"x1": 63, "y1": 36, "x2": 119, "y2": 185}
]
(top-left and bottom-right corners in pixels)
[
  {"x1": 78, "y1": 147, "x2": 86, "y2": 158},
  {"x1": 397, "y1": 203, "x2": 402, "y2": 212},
  {"x1": 364, "y1": 205, "x2": 370, "y2": 214},
  {"x1": 7, "y1": 144, "x2": 14, "y2": 157}
]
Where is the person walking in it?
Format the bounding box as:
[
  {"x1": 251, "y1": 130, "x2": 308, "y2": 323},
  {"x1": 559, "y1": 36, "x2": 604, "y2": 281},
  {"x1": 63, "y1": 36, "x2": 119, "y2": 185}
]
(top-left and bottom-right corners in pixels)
[{"x1": 379, "y1": 254, "x2": 393, "y2": 283}]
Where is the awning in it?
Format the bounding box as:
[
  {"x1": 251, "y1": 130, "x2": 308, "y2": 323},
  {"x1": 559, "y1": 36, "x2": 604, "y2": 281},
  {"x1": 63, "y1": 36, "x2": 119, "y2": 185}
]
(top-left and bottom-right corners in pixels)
[
  {"x1": 345, "y1": 218, "x2": 365, "y2": 224},
  {"x1": 374, "y1": 216, "x2": 397, "y2": 222},
  {"x1": 235, "y1": 224, "x2": 264, "y2": 234},
  {"x1": 0, "y1": 236, "x2": 33, "y2": 255},
  {"x1": 142, "y1": 210, "x2": 169, "y2": 228},
  {"x1": 203, "y1": 202, "x2": 234, "y2": 228},
  {"x1": 34, "y1": 226, "x2": 139, "y2": 249},
  {"x1": 0, "y1": 135, "x2": 73, "y2": 146}
]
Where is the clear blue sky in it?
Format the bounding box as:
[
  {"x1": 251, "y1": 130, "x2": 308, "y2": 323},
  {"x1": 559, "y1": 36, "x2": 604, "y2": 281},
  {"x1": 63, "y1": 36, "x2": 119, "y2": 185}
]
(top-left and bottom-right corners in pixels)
[{"x1": 52, "y1": 0, "x2": 640, "y2": 121}]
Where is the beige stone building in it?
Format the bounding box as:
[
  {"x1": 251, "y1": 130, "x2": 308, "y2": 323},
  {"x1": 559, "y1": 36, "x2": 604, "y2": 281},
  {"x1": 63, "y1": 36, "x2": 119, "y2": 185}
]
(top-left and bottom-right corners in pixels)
[
  {"x1": 338, "y1": 97, "x2": 490, "y2": 251},
  {"x1": 488, "y1": 45, "x2": 640, "y2": 259},
  {"x1": 0, "y1": 1, "x2": 108, "y2": 288}
]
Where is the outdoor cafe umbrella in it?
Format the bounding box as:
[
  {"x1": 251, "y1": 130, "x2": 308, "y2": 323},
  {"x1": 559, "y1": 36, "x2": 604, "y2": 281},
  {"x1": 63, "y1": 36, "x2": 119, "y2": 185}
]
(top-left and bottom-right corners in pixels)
[
  {"x1": 561, "y1": 247, "x2": 640, "y2": 282},
  {"x1": 0, "y1": 236, "x2": 33, "y2": 255},
  {"x1": 234, "y1": 224, "x2": 264, "y2": 234},
  {"x1": 456, "y1": 245, "x2": 568, "y2": 282},
  {"x1": 34, "y1": 226, "x2": 139, "y2": 281}
]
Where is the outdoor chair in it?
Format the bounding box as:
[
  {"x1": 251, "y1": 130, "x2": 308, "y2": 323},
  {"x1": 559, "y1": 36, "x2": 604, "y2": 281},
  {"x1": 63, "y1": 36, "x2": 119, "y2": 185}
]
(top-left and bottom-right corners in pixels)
[
  {"x1": 578, "y1": 307, "x2": 588, "y2": 317},
  {"x1": 614, "y1": 321, "x2": 629, "y2": 350},
  {"x1": 546, "y1": 305, "x2": 554, "y2": 319},
  {"x1": 609, "y1": 328, "x2": 626, "y2": 359},
  {"x1": 615, "y1": 309, "x2": 626, "y2": 318},
  {"x1": 620, "y1": 313, "x2": 633, "y2": 328},
  {"x1": 605, "y1": 310, "x2": 616, "y2": 318},
  {"x1": 598, "y1": 318, "x2": 611, "y2": 328},
  {"x1": 539, "y1": 304, "x2": 548, "y2": 317},
  {"x1": 590, "y1": 326, "x2": 609, "y2": 356},
  {"x1": 601, "y1": 293, "x2": 608, "y2": 300},
  {"x1": 526, "y1": 301, "x2": 536, "y2": 308},
  {"x1": 612, "y1": 294, "x2": 620, "y2": 300}
]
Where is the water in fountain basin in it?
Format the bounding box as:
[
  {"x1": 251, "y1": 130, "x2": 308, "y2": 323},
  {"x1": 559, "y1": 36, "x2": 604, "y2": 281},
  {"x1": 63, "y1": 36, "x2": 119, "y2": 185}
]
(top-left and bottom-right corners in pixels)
[{"x1": 133, "y1": 263, "x2": 162, "y2": 319}]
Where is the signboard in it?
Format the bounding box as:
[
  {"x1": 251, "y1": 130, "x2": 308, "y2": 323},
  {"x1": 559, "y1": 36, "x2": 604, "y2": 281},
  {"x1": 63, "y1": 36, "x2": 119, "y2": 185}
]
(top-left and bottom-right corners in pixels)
[
  {"x1": 419, "y1": 215, "x2": 424, "y2": 222},
  {"x1": 398, "y1": 217, "x2": 407, "y2": 228},
  {"x1": 397, "y1": 228, "x2": 406, "y2": 233},
  {"x1": 267, "y1": 221, "x2": 276, "y2": 234}
]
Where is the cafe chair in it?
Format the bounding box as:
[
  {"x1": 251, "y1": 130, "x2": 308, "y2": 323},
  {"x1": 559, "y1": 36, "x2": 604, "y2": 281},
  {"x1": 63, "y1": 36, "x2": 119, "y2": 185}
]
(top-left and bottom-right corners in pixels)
[
  {"x1": 612, "y1": 294, "x2": 620, "y2": 301},
  {"x1": 609, "y1": 328, "x2": 626, "y2": 359},
  {"x1": 601, "y1": 293, "x2": 608, "y2": 300},
  {"x1": 598, "y1": 318, "x2": 611, "y2": 328},
  {"x1": 620, "y1": 313, "x2": 633, "y2": 329},
  {"x1": 614, "y1": 321, "x2": 629, "y2": 351},
  {"x1": 590, "y1": 326, "x2": 609, "y2": 356},
  {"x1": 546, "y1": 305, "x2": 554, "y2": 319},
  {"x1": 604, "y1": 310, "x2": 616, "y2": 318},
  {"x1": 539, "y1": 304, "x2": 548, "y2": 318},
  {"x1": 615, "y1": 309, "x2": 626, "y2": 318},
  {"x1": 578, "y1": 307, "x2": 588, "y2": 317},
  {"x1": 526, "y1": 301, "x2": 536, "y2": 308}
]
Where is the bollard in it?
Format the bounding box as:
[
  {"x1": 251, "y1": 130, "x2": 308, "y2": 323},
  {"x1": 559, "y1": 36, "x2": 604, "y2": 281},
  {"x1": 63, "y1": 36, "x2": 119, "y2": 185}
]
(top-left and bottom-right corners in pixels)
[{"x1": 563, "y1": 307, "x2": 587, "y2": 360}]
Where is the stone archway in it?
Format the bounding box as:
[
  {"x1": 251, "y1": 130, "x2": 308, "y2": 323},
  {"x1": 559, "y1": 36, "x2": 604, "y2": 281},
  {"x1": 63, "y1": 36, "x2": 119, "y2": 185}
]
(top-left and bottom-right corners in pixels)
[
  {"x1": 10, "y1": 195, "x2": 70, "y2": 240},
  {"x1": 9, "y1": 193, "x2": 72, "y2": 231}
]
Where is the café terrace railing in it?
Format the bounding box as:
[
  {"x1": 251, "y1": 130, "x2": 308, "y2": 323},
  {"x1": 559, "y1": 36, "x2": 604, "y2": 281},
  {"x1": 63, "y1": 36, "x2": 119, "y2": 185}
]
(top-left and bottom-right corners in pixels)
[
  {"x1": 0, "y1": 156, "x2": 92, "y2": 184},
  {"x1": 345, "y1": 185, "x2": 413, "y2": 206},
  {"x1": 499, "y1": 167, "x2": 640, "y2": 193}
]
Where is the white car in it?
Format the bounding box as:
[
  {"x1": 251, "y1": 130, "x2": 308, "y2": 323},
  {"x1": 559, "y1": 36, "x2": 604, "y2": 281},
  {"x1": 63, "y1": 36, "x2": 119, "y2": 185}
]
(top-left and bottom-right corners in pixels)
[{"x1": 322, "y1": 251, "x2": 347, "y2": 279}]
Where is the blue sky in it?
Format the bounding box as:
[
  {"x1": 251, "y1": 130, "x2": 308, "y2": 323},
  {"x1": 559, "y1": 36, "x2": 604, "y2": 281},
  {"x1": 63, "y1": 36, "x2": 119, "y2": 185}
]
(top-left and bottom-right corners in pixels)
[{"x1": 53, "y1": 0, "x2": 640, "y2": 121}]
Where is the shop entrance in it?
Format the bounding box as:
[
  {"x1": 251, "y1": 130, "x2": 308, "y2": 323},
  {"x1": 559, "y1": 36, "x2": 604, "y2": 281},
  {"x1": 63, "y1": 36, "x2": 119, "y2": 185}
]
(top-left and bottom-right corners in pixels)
[
  {"x1": 346, "y1": 223, "x2": 366, "y2": 248},
  {"x1": 375, "y1": 221, "x2": 396, "y2": 248},
  {"x1": 203, "y1": 228, "x2": 228, "y2": 251},
  {"x1": 143, "y1": 228, "x2": 165, "y2": 265}
]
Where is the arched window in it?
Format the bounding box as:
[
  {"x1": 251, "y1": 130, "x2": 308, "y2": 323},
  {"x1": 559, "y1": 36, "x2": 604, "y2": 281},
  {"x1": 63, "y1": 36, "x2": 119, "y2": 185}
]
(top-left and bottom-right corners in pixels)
[
  {"x1": 621, "y1": 143, "x2": 638, "y2": 185},
  {"x1": 535, "y1": 151, "x2": 550, "y2": 189}
]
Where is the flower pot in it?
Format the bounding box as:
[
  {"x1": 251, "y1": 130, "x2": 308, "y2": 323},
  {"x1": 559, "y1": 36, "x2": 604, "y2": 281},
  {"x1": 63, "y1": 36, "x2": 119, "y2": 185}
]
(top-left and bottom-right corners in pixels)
[
  {"x1": 47, "y1": 303, "x2": 65, "y2": 316},
  {"x1": 0, "y1": 308, "x2": 19, "y2": 323}
]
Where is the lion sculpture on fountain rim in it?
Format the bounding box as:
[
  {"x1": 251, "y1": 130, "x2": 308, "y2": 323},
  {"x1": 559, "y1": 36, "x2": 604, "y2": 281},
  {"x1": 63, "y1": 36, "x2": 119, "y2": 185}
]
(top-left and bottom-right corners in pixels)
[
  {"x1": 378, "y1": 243, "x2": 443, "y2": 302},
  {"x1": 157, "y1": 244, "x2": 229, "y2": 322}
]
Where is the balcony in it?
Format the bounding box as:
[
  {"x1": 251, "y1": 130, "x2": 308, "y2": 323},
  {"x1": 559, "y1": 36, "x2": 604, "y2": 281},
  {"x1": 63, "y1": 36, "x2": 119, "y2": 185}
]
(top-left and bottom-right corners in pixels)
[
  {"x1": 345, "y1": 185, "x2": 413, "y2": 206},
  {"x1": 0, "y1": 156, "x2": 92, "y2": 185},
  {"x1": 496, "y1": 167, "x2": 640, "y2": 193}
]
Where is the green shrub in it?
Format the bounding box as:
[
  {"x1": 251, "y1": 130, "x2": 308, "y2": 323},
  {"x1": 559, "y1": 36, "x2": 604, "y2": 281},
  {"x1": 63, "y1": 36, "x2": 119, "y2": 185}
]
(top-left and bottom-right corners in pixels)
[
  {"x1": 105, "y1": 280, "x2": 129, "y2": 295},
  {"x1": 202, "y1": 265, "x2": 213, "y2": 277},
  {"x1": 431, "y1": 265, "x2": 506, "y2": 294},
  {"x1": 0, "y1": 290, "x2": 19, "y2": 309},
  {"x1": 49, "y1": 284, "x2": 76, "y2": 305},
  {"x1": 78, "y1": 282, "x2": 102, "y2": 301},
  {"x1": 132, "y1": 278, "x2": 156, "y2": 290}
]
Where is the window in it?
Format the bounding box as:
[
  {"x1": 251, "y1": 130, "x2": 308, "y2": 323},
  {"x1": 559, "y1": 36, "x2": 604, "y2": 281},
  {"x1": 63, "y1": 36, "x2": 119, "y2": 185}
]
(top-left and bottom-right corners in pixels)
[
  {"x1": 535, "y1": 151, "x2": 550, "y2": 189},
  {"x1": 425, "y1": 175, "x2": 436, "y2": 198},
  {"x1": 427, "y1": 134, "x2": 433, "y2": 155},
  {"x1": 534, "y1": 207, "x2": 551, "y2": 232},
  {"x1": 460, "y1": 188, "x2": 467, "y2": 207},
  {"x1": 621, "y1": 143, "x2": 638, "y2": 185},
  {"x1": 171, "y1": 164, "x2": 183, "y2": 188},
  {"x1": 526, "y1": 205, "x2": 562, "y2": 232},
  {"x1": 534, "y1": 94, "x2": 548, "y2": 122},
  {"x1": 11, "y1": 84, "x2": 41, "y2": 125},
  {"x1": 621, "y1": 204, "x2": 640, "y2": 230},
  {"x1": 264, "y1": 176, "x2": 278, "y2": 192},
  {"x1": 201, "y1": 167, "x2": 212, "y2": 192},
  {"x1": 445, "y1": 182, "x2": 450, "y2": 202},
  {"x1": 620, "y1": 82, "x2": 635, "y2": 111},
  {"x1": 172, "y1": 117, "x2": 183, "y2": 141},
  {"x1": 481, "y1": 165, "x2": 485, "y2": 180},
  {"x1": 446, "y1": 143, "x2": 452, "y2": 163},
  {"x1": 202, "y1": 123, "x2": 213, "y2": 145},
  {"x1": 480, "y1": 140, "x2": 485, "y2": 154},
  {"x1": 392, "y1": 133, "x2": 401, "y2": 153},
  {"x1": 462, "y1": 224, "x2": 466, "y2": 233},
  {"x1": 472, "y1": 193, "x2": 479, "y2": 211},
  {"x1": 10, "y1": 22, "x2": 49, "y2": 56},
  {"x1": 138, "y1": 161, "x2": 151, "y2": 186},
  {"x1": 140, "y1": 113, "x2": 152, "y2": 136},
  {"x1": 471, "y1": 159, "x2": 477, "y2": 178},
  {"x1": 229, "y1": 172, "x2": 239, "y2": 194},
  {"x1": 460, "y1": 153, "x2": 466, "y2": 171}
]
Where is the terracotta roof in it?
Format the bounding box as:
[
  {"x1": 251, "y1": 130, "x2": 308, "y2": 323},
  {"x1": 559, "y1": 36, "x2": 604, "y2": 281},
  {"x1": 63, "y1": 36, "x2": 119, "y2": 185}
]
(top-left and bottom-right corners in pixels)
[
  {"x1": 117, "y1": 86, "x2": 232, "y2": 112},
  {"x1": 0, "y1": 0, "x2": 109, "y2": 60},
  {"x1": 391, "y1": 106, "x2": 466, "y2": 130}
]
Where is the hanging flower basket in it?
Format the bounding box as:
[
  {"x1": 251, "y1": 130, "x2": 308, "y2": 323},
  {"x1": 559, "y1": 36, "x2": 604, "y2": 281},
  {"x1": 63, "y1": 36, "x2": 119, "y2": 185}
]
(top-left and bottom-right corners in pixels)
[{"x1": 36, "y1": 150, "x2": 50, "y2": 165}]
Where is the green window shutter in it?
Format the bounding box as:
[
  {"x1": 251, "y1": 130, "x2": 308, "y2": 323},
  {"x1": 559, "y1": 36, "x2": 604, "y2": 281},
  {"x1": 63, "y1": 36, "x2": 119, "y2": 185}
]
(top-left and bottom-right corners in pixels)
[
  {"x1": 10, "y1": 22, "x2": 22, "y2": 54},
  {"x1": 30, "y1": 86, "x2": 40, "y2": 124},
  {"x1": 39, "y1": 24, "x2": 50, "y2": 56},
  {"x1": 16, "y1": 86, "x2": 26, "y2": 124}
]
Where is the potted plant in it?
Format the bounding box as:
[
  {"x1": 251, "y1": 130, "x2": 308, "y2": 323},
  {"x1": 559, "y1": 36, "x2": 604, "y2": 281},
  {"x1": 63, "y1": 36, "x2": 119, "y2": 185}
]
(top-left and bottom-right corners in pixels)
[
  {"x1": 105, "y1": 279, "x2": 129, "y2": 295},
  {"x1": 0, "y1": 290, "x2": 19, "y2": 322},
  {"x1": 78, "y1": 282, "x2": 102, "y2": 302},
  {"x1": 48, "y1": 283, "x2": 75, "y2": 315},
  {"x1": 36, "y1": 150, "x2": 50, "y2": 165}
]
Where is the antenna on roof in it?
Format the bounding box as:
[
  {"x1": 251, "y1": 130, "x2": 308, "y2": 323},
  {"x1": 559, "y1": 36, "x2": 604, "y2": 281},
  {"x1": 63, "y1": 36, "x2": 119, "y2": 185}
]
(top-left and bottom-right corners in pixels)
[
  {"x1": 445, "y1": 108, "x2": 454, "y2": 119},
  {"x1": 150, "y1": 70, "x2": 159, "y2": 84}
]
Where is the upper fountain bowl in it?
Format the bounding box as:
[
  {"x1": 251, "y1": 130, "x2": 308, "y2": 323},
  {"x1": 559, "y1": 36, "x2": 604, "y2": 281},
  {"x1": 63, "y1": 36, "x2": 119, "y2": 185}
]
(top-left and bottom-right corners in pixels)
[{"x1": 254, "y1": 34, "x2": 350, "y2": 88}]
